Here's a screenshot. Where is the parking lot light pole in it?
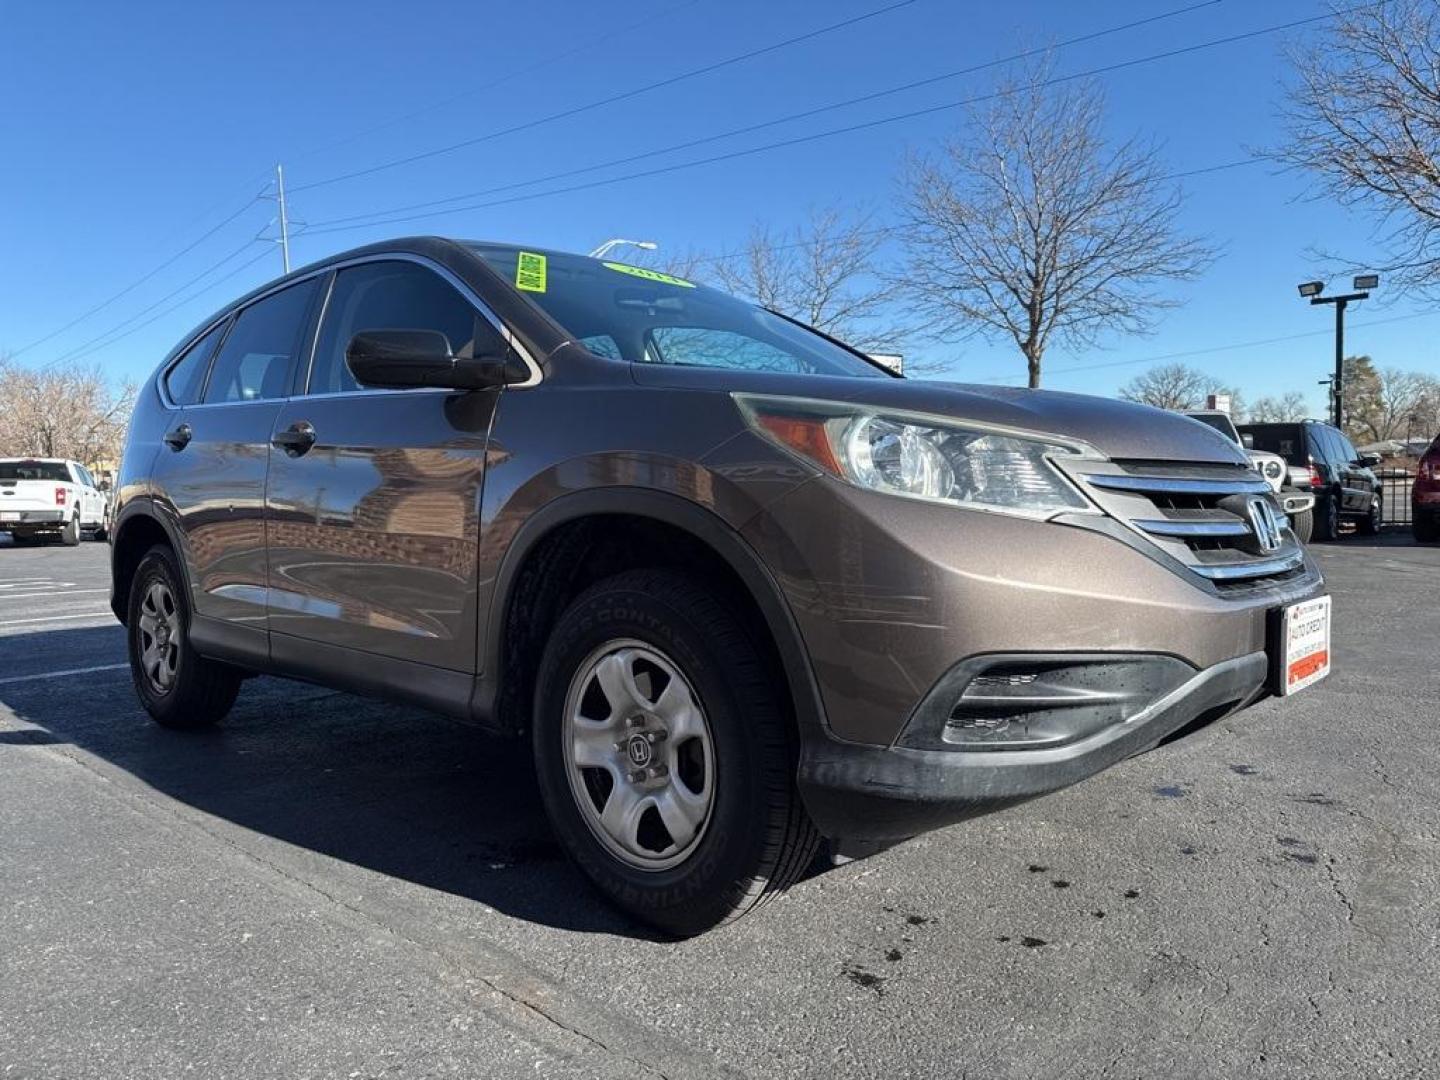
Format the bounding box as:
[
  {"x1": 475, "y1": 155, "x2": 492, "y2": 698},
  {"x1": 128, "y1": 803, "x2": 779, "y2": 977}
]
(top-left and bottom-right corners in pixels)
[{"x1": 1298, "y1": 275, "x2": 1378, "y2": 430}]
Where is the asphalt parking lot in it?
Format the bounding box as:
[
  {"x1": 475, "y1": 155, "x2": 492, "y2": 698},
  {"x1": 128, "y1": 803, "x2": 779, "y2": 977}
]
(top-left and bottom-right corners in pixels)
[{"x1": 1, "y1": 534, "x2": 1436, "y2": 1079}]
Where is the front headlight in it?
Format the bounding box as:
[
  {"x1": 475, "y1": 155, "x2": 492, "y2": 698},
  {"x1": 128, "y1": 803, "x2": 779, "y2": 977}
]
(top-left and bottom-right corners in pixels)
[{"x1": 735, "y1": 394, "x2": 1098, "y2": 519}]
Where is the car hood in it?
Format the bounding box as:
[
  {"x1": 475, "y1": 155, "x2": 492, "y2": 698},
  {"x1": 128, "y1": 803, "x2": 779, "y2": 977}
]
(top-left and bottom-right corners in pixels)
[{"x1": 632, "y1": 366, "x2": 1250, "y2": 465}]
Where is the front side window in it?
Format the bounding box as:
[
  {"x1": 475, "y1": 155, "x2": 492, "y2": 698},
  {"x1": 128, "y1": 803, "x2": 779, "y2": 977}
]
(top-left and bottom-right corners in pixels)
[
  {"x1": 166, "y1": 321, "x2": 227, "y2": 405},
  {"x1": 203, "y1": 279, "x2": 319, "y2": 404},
  {"x1": 309, "y1": 261, "x2": 483, "y2": 394},
  {"x1": 469, "y1": 245, "x2": 889, "y2": 379}
]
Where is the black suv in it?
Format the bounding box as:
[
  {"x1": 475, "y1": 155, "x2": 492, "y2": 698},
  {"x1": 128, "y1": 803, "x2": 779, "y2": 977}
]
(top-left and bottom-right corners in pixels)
[{"x1": 1238, "y1": 420, "x2": 1382, "y2": 541}]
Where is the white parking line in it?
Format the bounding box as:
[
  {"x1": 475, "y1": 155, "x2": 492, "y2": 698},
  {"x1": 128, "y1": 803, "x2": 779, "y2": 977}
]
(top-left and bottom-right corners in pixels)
[
  {"x1": 0, "y1": 663, "x2": 128, "y2": 686},
  {"x1": 0, "y1": 588, "x2": 110, "y2": 601},
  {"x1": 0, "y1": 611, "x2": 116, "y2": 628}
]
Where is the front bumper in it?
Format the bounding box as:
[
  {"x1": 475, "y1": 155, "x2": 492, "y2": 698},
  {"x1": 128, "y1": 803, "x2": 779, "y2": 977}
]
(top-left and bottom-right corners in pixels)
[{"x1": 798, "y1": 650, "x2": 1269, "y2": 839}]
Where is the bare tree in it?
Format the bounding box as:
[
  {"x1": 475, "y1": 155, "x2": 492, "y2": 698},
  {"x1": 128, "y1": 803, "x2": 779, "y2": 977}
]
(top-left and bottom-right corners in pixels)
[
  {"x1": 1118, "y1": 362, "x2": 1240, "y2": 414},
  {"x1": 896, "y1": 59, "x2": 1213, "y2": 388},
  {"x1": 1342, "y1": 357, "x2": 1440, "y2": 443},
  {"x1": 706, "y1": 205, "x2": 902, "y2": 352},
  {"x1": 1249, "y1": 390, "x2": 1311, "y2": 423},
  {"x1": 0, "y1": 355, "x2": 135, "y2": 468},
  {"x1": 1277, "y1": 1, "x2": 1440, "y2": 292}
]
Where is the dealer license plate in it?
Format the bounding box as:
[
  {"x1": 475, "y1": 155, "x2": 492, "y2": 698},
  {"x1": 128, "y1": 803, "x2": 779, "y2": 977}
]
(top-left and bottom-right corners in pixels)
[{"x1": 1278, "y1": 595, "x2": 1331, "y2": 695}]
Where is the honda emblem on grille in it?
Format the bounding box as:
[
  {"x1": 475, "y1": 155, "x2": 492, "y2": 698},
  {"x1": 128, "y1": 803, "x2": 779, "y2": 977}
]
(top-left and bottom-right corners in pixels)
[{"x1": 1246, "y1": 496, "x2": 1284, "y2": 552}]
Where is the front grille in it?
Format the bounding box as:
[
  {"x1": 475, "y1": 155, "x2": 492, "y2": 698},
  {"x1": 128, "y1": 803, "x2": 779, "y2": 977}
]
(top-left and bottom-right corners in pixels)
[{"x1": 1067, "y1": 461, "x2": 1307, "y2": 588}]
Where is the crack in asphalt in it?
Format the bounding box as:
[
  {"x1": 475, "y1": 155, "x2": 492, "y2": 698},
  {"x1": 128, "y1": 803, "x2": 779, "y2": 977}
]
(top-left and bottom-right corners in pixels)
[{"x1": 0, "y1": 713, "x2": 732, "y2": 1080}]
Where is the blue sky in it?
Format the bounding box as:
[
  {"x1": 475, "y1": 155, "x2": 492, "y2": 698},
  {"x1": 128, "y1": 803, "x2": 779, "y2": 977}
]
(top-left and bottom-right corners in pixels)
[{"x1": 3, "y1": 0, "x2": 1436, "y2": 413}]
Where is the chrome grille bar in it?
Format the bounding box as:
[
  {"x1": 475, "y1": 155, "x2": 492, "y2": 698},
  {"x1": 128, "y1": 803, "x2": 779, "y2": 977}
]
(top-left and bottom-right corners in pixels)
[
  {"x1": 1085, "y1": 473, "x2": 1271, "y2": 496},
  {"x1": 1132, "y1": 518, "x2": 1251, "y2": 538},
  {"x1": 1188, "y1": 551, "x2": 1306, "y2": 581}
]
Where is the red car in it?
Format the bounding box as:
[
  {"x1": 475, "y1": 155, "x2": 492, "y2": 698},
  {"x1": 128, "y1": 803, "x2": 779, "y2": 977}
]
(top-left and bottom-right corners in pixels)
[{"x1": 1415, "y1": 436, "x2": 1440, "y2": 542}]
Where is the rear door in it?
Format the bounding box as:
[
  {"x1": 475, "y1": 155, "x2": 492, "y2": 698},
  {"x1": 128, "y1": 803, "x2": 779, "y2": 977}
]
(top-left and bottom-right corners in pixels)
[
  {"x1": 1333, "y1": 430, "x2": 1370, "y2": 511},
  {"x1": 159, "y1": 277, "x2": 321, "y2": 630},
  {"x1": 263, "y1": 257, "x2": 501, "y2": 672}
]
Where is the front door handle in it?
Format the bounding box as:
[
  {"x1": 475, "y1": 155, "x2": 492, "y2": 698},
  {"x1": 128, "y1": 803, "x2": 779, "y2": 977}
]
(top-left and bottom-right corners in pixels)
[
  {"x1": 163, "y1": 423, "x2": 192, "y2": 451},
  {"x1": 272, "y1": 421, "x2": 317, "y2": 457}
]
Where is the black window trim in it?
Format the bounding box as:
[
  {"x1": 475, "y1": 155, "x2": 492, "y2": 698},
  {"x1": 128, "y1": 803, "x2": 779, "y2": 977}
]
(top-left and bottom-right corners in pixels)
[
  {"x1": 157, "y1": 252, "x2": 541, "y2": 409},
  {"x1": 298, "y1": 252, "x2": 542, "y2": 398}
]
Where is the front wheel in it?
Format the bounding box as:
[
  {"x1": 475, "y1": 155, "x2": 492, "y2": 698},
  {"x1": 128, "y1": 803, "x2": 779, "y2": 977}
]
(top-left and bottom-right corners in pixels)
[
  {"x1": 1314, "y1": 492, "x2": 1340, "y2": 542},
  {"x1": 532, "y1": 569, "x2": 819, "y2": 936}
]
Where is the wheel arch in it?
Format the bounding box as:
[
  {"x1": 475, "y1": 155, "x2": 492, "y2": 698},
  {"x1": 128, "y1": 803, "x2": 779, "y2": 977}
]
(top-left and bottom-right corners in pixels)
[
  {"x1": 109, "y1": 499, "x2": 188, "y2": 625},
  {"x1": 477, "y1": 488, "x2": 828, "y2": 742}
]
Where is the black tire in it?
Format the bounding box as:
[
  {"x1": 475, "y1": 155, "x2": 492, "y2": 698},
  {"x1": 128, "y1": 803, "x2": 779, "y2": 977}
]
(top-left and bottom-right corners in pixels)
[
  {"x1": 1314, "y1": 492, "x2": 1340, "y2": 542},
  {"x1": 92, "y1": 526, "x2": 108, "y2": 542},
  {"x1": 1290, "y1": 507, "x2": 1314, "y2": 545},
  {"x1": 1356, "y1": 492, "x2": 1382, "y2": 536},
  {"x1": 60, "y1": 514, "x2": 80, "y2": 546},
  {"x1": 532, "y1": 569, "x2": 819, "y2": 936},
  {"x1": 127, "y1": 544, "x2": 241, "y2": 730},
  {"x1": 1415, "y1": 511, "x2": 1440, "y2": 544}
]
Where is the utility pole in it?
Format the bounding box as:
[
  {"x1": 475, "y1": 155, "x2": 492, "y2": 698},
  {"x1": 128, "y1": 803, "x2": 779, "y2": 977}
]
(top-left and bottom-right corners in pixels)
[
  {"x1": 1296, "y1": 274, "x2": 1377, "y2": 430},
  {"x1": 276, "y1": 164, "x2": 291, "y2": 274}
]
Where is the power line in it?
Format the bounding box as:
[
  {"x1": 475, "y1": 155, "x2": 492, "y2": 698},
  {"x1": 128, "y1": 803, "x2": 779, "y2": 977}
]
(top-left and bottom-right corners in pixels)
[
  {"x1": 684, "y1": 158, "x2": 1263, "y2": 269},
  {"x1": 289, "y1": 0, "x2": 925, "y2": 194},
  {"x1": 43, "y1": 237, "x2": 266, "y2": 369},
  {"x1": 55, "y1": 246, "x2": 277, "y2": 366},
  {"x1": 302, "y1": 7, "x2": 1352, "y2": 237},
  {"x1": 974, "y1": 309, "x2": 1440, "y2": 385},
  {"x1": 306, "y1": 0, "x2": 1223, "y2": 232},
  {"x1": 10, "y1": 196, "x2": 261, "y2": 358},
  {"x1": 282, "y1": 0, "x2": 704, "y2": 167}
]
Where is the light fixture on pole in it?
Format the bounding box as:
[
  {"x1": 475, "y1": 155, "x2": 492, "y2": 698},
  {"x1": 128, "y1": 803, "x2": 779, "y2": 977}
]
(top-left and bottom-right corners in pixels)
[
  {"x1": 589, "y1": 239, "x2": 658, "y2": 259},
  {"x1": 1297, "y1": 273, "x2": 1378, "y2": 429}
]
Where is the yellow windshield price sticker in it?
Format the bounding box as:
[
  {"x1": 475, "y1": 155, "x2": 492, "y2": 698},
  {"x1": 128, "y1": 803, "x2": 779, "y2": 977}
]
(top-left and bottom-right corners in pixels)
[
  {"x1": 602, "y1": 261, "x2": 695, "y2": 288},
  {"x1": 515, "y1": 251, "x2": 547, "y2": 293}
]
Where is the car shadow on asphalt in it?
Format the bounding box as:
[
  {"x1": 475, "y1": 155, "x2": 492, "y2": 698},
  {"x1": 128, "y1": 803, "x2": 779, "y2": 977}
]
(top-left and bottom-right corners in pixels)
[{"x1": 0, "y1": 624, "x2": 726, "y2": 941}]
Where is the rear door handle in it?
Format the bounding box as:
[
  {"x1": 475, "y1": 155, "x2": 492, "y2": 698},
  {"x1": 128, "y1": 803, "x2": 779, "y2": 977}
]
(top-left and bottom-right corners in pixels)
[
  {"x1": 163, "y1": 423, "x2": 192, "y2": 450},
  {"x1": 272, "y1": 421, "x2": 317, "y2": 457}
]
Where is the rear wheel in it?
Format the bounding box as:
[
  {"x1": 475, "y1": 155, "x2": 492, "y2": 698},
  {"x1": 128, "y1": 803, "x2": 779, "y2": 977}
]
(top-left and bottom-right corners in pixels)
[
  {"x1": 127, "y1": 545, "x2": 241, "y2": 730},
  {"x1": 1357, "y1": 492, "x2": 1382, "y2": 536},
  {"x1": 1314, "y1": 492, "x2": 1340, "y2": 541},
  {"x1": 60, "y1": 515, "x2": 80, "y2": 546},
  {"x1": 532, "y1": 569, "x2": 819, "y2": 936},
  {"x1": 1415, "y1": 510, "x2": 1440, "y2": 544}
]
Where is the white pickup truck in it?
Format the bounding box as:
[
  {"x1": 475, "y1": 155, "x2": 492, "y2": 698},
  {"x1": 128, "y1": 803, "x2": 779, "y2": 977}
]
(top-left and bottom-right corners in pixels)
[{"x1": 0, "y1": 457, "x2": 109, "y2": 545}]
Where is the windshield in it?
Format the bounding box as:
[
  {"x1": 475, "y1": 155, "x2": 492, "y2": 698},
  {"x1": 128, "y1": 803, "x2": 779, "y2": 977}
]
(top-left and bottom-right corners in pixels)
[
  {"x1": 1186, "y1": 412, "x2": 1239, "y2": 443},
  {"x1": 0, "y1": 460, "x2": 70, "y2": 482},
  {"x1": 469, "y1": 245, "x2": 890, "y2": 379}
]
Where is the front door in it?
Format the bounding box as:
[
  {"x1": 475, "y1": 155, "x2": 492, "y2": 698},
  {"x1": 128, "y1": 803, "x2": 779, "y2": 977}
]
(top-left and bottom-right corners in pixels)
[{"x1": 264, "y1": 259, "x2": 499, "y2": 672}]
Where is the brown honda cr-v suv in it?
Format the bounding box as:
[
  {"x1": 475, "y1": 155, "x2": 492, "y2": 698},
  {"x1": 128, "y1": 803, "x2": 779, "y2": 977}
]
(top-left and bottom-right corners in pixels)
[{"x1": 111, "y1": 237, "x2": 1331, "y2": 934}]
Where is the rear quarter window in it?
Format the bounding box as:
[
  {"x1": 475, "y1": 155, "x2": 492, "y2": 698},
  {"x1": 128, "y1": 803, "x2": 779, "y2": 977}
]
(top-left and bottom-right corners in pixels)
[{"x1": 165, "y1": 321, "x2": 228, "y2": 405}]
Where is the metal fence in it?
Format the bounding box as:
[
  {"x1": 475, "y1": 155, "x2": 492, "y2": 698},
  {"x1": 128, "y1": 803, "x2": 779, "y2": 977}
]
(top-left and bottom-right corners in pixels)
[{"x1": 1379, "y1": 471, "x2": 1414, "y2": 528}]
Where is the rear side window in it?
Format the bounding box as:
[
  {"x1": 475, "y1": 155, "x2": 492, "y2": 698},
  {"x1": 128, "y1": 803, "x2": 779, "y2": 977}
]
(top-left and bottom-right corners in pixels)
[
  {"x1": 1241, "y1": 425, "x2": 1303, "y2": 464},
  {"x1": 204, "y1": 279, "x2": 319, "y2": 403},
  {"x1": 166, "y1": 321, "x2": 227, "y2": 405},
  {"x1": 308, "y1": 261, "x2": 482, "y2": 394},
  {"x1": 0, "y1": 460, "x2": 71, "y2": 482},
  {"x1": 1336, "y1": 432, "x2": 1359, "y2": 462}
]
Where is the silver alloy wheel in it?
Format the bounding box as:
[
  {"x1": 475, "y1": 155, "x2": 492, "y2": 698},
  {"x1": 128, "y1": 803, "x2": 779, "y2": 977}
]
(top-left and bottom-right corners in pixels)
[
  {"x1": 562, "y1": 639, "x2": 715, "y2": 871},
  {"x1": 137, "y1": 581, "x2": 180, "y2": 694}
]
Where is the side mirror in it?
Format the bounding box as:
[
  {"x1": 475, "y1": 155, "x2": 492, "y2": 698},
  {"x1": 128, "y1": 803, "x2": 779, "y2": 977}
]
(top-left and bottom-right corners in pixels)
[
  {"x1": 1240, "y1": 433, "x2": 1254, "y2": 449},
  {"x1": 1359, "y1": 451, "x2": 1382, "y2": 468},
  {"x1": 345, "y1": 328, "x2": 526, "y2": 390},
  {"x1": 99, "y1": 479, "x2": 112, "y2": 492}
]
